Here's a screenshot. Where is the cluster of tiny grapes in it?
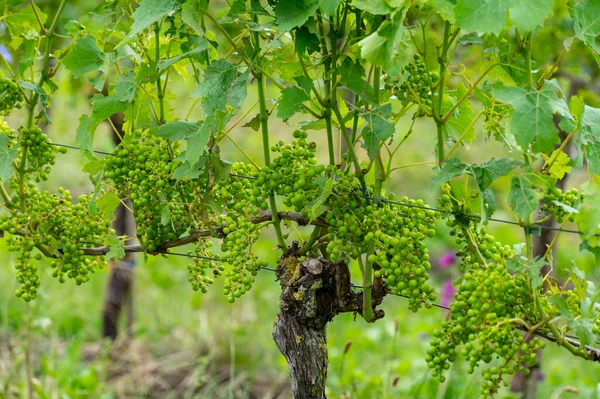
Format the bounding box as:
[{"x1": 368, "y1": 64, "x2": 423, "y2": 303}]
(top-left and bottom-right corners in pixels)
[
  {"x1": 104, "y1": 129, "x2": 196, "y2": 252},
  {"x1": 427, "y1": 261, "x2": 545, "y2": 398},
  {"x1": 0, "y1": 77, "x2": 24, "y2": 115},
  {"x1": 324, "y1": 176, "x2": 438, "y2": 311},
  {"x1": 19, "y1": 125, "x2": 64, "y2": 181},
  {"x1": 186, "y1": 239, "x2": 221, "y2": 294},
  {"x1": 0, "y1": 184, "x2": 111, "y2": 301},
  {"x1": 0, "y1": 116, "x2": 13, "y2": 135},
  {"x1": 216, "y1": 163, "x2": 266, "y2": 302},
  {"x1": 541, "y1": 187, "x2": 583, "y2": 223},
  {"x1": 388, "y1": 54, "x2": 438, "y2": 108},
  {"x1": 253, "y1": 130, "x2": 324, "y2": 213},
  {"x1": 433, "y1": 183, "x2": 554, "y2": 397}
]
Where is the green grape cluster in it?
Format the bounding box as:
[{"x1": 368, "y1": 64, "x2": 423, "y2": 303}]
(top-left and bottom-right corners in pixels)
[
  {"x1": 0, "y1": 185, "x2": 111, "y2": 301},
  {"x1": 427, "y1": 263, "x2": 545, "y2": 398},
  {"x1": 388, "y1": 54, "x2": 438, "y2": 108},
  {"x1": 187, "y1": 240, "x2": 222, "y2": 293},
  {"x1": 253, "y1": 130, "x2": 324, "y2": 213},
  {"x1": 0, "y1": 77, "x2": 24, "y2": 115},
  {"x1": 0, "y1": 116, "x2": 13, "y2": 135},
  {"x1": 325, "y1": 174, "x2": 438, "y2": 311},
  {"x1": 19, "y1": 126, "x2": 63, "y2": 181},
  {"x1": 541, "y1": 187, "x2": 583, "y2": 223},
  {"x1": 217, "y1": 162, "x2": 266, "y2": 302},
  {"x1": 104, "y1": 129, "x2": 197, "y2": 252}
]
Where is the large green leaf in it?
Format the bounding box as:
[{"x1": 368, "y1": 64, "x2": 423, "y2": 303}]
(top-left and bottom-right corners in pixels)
[
  {"x1": 442, "y1": 83, "x2": 475, "y2": 145},
  {"x1": 192, "y1": 59, "x2": 249, "y2": 116},
  {"x1": 576, "y1": 179, "x2": 600, "y2": 239},
  {"x1": 454, "y1": 0, "x2": 551, "y2": 34},
  {"x1": 574, "y1": 0, "x2": 600, "y2": 56},
  {"x1": 432, "y1": 158, "x2": 521, "y2": 191},
  {"x1": 158, "y1": 118, "x2": 214, "y2": 166},
  {"x1": 123, "y1": 0, "x2": 182, "y2": 43},
  {"x1": 277, "y1": 86, "x2": 311, "y2": 120},
  {"x1": 62, "y1": 36, "x2": 105, "y2": 78},
  {"x1": 358, "y1": 10, "x2": 405, "y2": 69},
  {"x1": 509, "y1": 0, "x2": 552, "y2": 33},
  {"x1": 493, "y1": 81, "x2": 574, "y2": 153},
  {"x1": 274, "y1": 0, "x2": 319, "y2": 32},
  {"x1": 508, "y1": 173, "x2": 549, "y2": 220},
  {"x1": 454, "y1": 0, "x2": 511, "y2": 35},
  {"x1": 578, "y1": 106, "x2": 600, "y2": 177}
]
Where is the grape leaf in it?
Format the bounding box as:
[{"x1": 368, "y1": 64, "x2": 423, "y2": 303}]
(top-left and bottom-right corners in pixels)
[
  {"x1": 192, "y1": 59, "x2": 249, "y2": 116},
  {"x1": 493, "y1": 81, "x2": 574, "y2": 153},
  {"x1": 277, "y1": 86, "x2": 310, "y2": 120},
  {"x1": 158, "y1": 118, "x2": 214, "y2": 166},
  {"x1": 76, "y1": 114, "x2": 97, "y2": 158},
  {"x1": 509, "y1": 0, "x2": 552, "y2": 33},
  {"x1": 121, "y1": 0, "x2": 182, "y2": 44},
  {"x1": 361, "y1": 104, "x2": 395, "y2": 159},
  {"x1": 96, "y1": 191, "x2": 121, "y2": 220},
  {"x1": 579, "y1": 105, "x2": 600, "y2": 177},
  {"x1": 431, "y1": 158, "x2": 521, "y2": 191},
  {"x1": 454, "y1": 0, "x2": 551, "y2": 35},
  {"x1": 573, "y1": 318, "x2": 595, "y2": 347},
  {"x1": 157, "y1": 42, "x2": 209, "y2": 75},
  {"x1": 508, "y1": 173, "x2": 549, "y2": 220},
  {"x1": 62, "y1": 36, "x2": 105, "y2": 78},
  {"x1": 3, "y1": 3, "x2": 47, "y2": 43},
  {"x1": 442, "y1": 83, "x2": 475, "y2": 145},
  {"x1": 106, "y1": 234, "x2": 125, "y2": 261},
  {"x1": 0, "y1": 135, "x2": 17, "y2": 181},
  {"x1": 319, "y1": 0, "x2": 342, "y2": 15},
  {"x1": 305, "y1": 177, "x2": 334, "y2": 220},
  {"x1": 576, "y1": 179, "x2": 600, "y2": 239},
  {"x1": 542, "y1": 149, "x2": 571, "y2": 180},
  {"x1": 181, "y1": 0, "x2": 208, "y2": 35},
  {"x1": 454, "y1": 0, "x2": 511, "y2": 35},
  {"x1": 352, "y1": 0, "x2": 394, "y2": 15},
  {"x1": 574, "y1": 0, "x2": 600, "y2": 56},
  {"x1": 339, "y1": 58, "x2": 374, "y2": 103},
  {"x1": 430, "y1": 0, "x2": 456, "y2": 22},
  {"x1": 358, "y1": 10, "x2": 405, "y2": 69},
  {"x1": 275, "y1": 0, "x2": 319, "y2": 32},
  {"x1": 549, "y1": 296, "x2": 573, "y2": 320}
]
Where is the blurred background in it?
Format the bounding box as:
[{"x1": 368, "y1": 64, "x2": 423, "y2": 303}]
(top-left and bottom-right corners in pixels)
[{"x1": 2, "y1": 0, "x2": 600, "y2": 398}]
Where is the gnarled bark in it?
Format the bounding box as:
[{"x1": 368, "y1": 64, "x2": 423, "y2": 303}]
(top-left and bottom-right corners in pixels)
[{"x1": 273, "y1": 253, "x2": 384, "y2": 398}]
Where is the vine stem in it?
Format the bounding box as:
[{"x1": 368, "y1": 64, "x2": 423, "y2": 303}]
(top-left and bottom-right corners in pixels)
[
  {"x1": 316, "y1": 14, "x2": 335, "y2": 165},
  {"x1": 440, "y1": 63, "x2": 499, "y2": 125},
  {"x1": 525, "y1": 32, "x2": 534, "y2": 90},
  {"x1": 435, "y1": 21, "x2": 451, "y2": 167},
  {"x1": 253, "y1": 19, "x2": 287, "y2": 252},
  {"x1": 155, "y1": 23, "x2": 166, "y2": 125}
]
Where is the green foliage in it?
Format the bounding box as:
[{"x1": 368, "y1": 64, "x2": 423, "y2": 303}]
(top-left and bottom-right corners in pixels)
[{"x1": 3, "y1": 0, "x2": 600, "y2": 397}]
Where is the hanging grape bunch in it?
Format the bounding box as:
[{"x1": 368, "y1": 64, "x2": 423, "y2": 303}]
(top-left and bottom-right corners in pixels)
[
  {"x1": 0, "y1": 77, "x2": 23, "y2": 115},
  {"x1": 541, "y1": 187, "x2": 583, "y2": 223},
  {"x1": 388, "y1": 54, "x2": 438, "y2": 109},
  {"x1": 19, "y1": 126, "x2": 63, "y2": 182},
  {"x1": 104, "y1": 129, "x2": 198, "y2": 252},
  {"x1": 253, "y1": 130, "x2": 325, "y2": 213}
]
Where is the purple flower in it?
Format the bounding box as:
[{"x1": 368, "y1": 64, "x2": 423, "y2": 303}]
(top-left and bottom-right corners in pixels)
[
  {"x1": 441, "y1": 279, "x2": 456, "y2": 307},
  {"x1": 438, "y1": 251, "x2": 455, "y2": 268},
  {"x1": 0, "y1": 45, "x2": 12, "y2": 64}
]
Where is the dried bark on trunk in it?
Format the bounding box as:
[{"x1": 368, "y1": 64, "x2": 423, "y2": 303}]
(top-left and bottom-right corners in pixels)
[
  {"x1": 273, "y1": 251, "x2": 384, "y2": 398},
  {"x1": 101, "y1": 112, "x2": 136, "y2": 340}
]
